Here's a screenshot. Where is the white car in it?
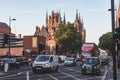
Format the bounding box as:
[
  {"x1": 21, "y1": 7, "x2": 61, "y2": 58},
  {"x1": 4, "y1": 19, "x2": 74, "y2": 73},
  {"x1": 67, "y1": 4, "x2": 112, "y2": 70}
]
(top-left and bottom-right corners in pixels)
[
  {"x1": 64, "y1": 57, "x2": 76, "y2": 66},
  {"x1": 32, "y1": 55, "x2": 59, "y2": 73}
]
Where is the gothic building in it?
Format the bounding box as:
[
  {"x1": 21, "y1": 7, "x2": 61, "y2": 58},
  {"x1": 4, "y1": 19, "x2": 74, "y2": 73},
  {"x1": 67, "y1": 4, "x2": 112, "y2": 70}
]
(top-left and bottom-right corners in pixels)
[
  {"x1": 116, "y1": 2, "x2": 120, "y2": 56},
  {"x1": 34, "y1": 10, "x2": 86, "y2": 53},
  {"x1": 73, "y1": 10, "x2": 86, "y2": 43},
  {"x1": 116, "y1": 2, "x2": 120, "y2": 28}
]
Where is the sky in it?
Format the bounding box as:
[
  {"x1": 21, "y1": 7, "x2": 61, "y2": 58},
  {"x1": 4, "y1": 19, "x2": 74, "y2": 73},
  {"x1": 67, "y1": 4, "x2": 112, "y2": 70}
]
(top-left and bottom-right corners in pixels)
[{"x1": 0, "y1": 0, "x2": 119, "y2": 45}]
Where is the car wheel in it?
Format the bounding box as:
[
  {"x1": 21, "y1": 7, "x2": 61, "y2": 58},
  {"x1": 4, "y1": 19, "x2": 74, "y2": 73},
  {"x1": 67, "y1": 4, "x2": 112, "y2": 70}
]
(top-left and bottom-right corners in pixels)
[
  {"x1": 81, "y1": 69, "x2": 86, "y2": 74},
  {"x1": 55, "y1": 66, "x2": 59, "y2": 71},
  {"x1": 32, "y1": 69, "x2": 36, "y2": 73}
]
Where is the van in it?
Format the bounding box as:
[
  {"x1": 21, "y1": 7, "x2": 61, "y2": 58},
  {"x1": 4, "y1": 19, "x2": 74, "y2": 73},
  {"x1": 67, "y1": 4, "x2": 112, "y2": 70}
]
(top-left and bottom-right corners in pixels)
[{"x1": 32, "y1": 55, "x2": 59, "y2": 73}]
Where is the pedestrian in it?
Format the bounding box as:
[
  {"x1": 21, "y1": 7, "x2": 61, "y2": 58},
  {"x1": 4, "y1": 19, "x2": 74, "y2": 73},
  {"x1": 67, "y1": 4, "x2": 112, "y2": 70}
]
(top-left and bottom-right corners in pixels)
[
  {"x1": 117, "y1": 56, "x2": 120, "y2": 70},
  {"x1": 28, "y1": 58, "x2": 32, "y2": 66}
]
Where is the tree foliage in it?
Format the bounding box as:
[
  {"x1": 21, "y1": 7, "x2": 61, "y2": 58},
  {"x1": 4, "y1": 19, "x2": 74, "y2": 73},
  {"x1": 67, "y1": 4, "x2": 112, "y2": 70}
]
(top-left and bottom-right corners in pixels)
[
  {"x1": 54, "y1": 23, "x2": 82, "y2": 54},
  {"x1": 98, "y1": 32, "x2": 112, "y2": 54}
]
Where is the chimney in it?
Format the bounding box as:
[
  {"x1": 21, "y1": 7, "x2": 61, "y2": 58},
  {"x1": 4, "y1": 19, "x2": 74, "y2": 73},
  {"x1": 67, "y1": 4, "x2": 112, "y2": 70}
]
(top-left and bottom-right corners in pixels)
[{"x1": 18, "y1": 34, "x2": 21, "y2": 38}]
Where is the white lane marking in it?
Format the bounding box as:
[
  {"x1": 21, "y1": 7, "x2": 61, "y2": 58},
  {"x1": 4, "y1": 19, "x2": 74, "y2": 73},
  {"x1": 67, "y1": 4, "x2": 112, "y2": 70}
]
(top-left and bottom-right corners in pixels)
[
  {"x1": 102, "y1": 66, "x2": 109, "y2": 80},
  {"x1": 27, "y1": 71, "x2": 29, "y2": 80},
  {"x1": 0, "y1": 72, "x2": 21, "y2": 79},
  {"x1": 58, "y1": 70, "x2": 83, "y2": 80},
  {"x1": 46, "y1": 74, "x2": 58, "y2": 80},
  {"x1": 61, "y1": 67, "x2": 80, "y2": 72}
]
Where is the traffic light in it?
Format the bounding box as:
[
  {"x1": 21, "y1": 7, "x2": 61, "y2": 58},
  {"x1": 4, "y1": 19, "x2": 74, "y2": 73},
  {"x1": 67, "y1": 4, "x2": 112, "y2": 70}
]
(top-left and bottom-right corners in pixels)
[
  {"x1": 3, "y1": 33, "x2": 9, "y2": 44},
  {"x1": 114, "y1": 27, "x2": 120, "y2": 40}
]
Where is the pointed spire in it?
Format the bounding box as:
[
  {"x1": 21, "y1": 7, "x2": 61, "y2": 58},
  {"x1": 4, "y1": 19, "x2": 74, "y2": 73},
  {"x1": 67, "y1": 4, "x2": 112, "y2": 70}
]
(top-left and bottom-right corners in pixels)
[
  {"x1": 46, "y1": 10, "x2": 48, "y2": 27},
  {"x1": 63, "y1": 12, "x2": 66, "y2": 24},
  {"x1": 59, "y1": 9, "x2": 61, "y2": 17},
  {"x1": 75, "y1": 9, "x2": 79, "y2": 21},
  {"x1": 78, "y1": 12, "x2": 81, "y2": 23}
]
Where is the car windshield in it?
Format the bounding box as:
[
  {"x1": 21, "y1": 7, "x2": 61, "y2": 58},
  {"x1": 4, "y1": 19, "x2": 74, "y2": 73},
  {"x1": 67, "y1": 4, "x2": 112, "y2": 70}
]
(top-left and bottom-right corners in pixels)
[
  {"x1": 66, "y1": 58, "x2": 74, "y2": 61},
  {"x1": 84, "y1": 58, "x2": 98, "y2": 65},
  {"x1": 82, "y1": 52, "x2": 91, "y2": 57},
  {"x1": 35, "y1": 55, "x2": 50, "y2": 61}
]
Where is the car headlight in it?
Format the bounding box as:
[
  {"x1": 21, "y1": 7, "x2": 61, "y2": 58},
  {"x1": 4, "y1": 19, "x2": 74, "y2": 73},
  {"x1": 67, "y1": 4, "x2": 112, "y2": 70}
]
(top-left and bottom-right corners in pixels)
[
  {"x1": 32, "y1": 63, "x2": 36, "y2": 67},
  {"x1": 82, "y1": 65, "x2": 85, "y2": 68},
  {"x1": 44, "y1": 63, "x2": 50, "y2": 67},
  {"x1": 94, "y1": 66, "x2": 97, "y2": 69}
]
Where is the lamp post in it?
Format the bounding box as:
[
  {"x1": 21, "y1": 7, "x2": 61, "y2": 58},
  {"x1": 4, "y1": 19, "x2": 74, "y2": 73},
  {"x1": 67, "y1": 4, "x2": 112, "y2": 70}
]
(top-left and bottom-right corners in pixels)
[
  {"x1": 109, "y1": 0, "x2": 117, "y2": 80},
  {"x1": 8, "y1": 16, "x2": 16, "y2": 56}
]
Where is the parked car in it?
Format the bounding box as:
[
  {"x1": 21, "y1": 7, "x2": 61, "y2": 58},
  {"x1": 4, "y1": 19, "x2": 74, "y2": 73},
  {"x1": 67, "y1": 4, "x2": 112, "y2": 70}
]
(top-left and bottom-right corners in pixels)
[
  {"x1": 0, "y1": 57, "x2": 20, "y2": 69},
  {"x1": 64, "y1": 57, "x2": 76, "y2": 66},
  {"x1": 16, "y1": 57, "x2": 29, "y2": 66},
  {"x1": 6, "y1": 58, "x2": 20, "y2": 69},
  {"x1": 0, "y1": 58, "x2": 6, "y2": 68},
  {"x1": 81, "y1": 57, "x2": 101, "y2": 74},
  {"x1": 32, "y1": 55, "x2": 59, "y2": 73}
]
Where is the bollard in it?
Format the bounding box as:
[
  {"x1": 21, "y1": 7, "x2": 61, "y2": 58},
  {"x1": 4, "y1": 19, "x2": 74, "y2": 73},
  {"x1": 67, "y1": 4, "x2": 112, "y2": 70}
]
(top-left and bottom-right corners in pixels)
[{"x1": 4, "y1": 63, "x2": 8, "y2": 72}]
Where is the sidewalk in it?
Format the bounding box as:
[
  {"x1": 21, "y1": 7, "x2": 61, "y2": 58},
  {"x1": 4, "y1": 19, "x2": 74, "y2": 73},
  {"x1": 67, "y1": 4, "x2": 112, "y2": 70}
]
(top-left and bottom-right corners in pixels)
[
  {"x1": 0, "y1": 68, "x2": 19, "y2": 77},
  {"x1": 0, "y1": 65, "x2": 32, "y2": 77},
  {"x1": 105, "y1": 66, "x2": 120, "y2": 80}
]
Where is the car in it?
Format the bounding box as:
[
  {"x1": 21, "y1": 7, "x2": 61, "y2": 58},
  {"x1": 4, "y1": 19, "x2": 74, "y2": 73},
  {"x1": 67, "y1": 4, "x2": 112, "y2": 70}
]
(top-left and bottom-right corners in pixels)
[
  {"x1": 0, "y1": 58, "x2": 6, "y2": 68},
  {"x1": 0, "y1": 57, "x2": 20, "y2": 69},
  {"x1": 100, "y1": 57, "x2": 109, "y2": 65},
  {"x1": 64, "y1": 57, "x2": 76, "y2": 66},
  {"x1": 6, "y1": 58, "x2": 20, "y2": 69},
  {"x1": 32, "y1": 55, "x2": 59, "y2": 73},
  {"x1": 81, "y1": 57, "x2": 101, "y2": 74},
  {"x1": 16, "y1": 57, "x2": 29, "y2": 66}
]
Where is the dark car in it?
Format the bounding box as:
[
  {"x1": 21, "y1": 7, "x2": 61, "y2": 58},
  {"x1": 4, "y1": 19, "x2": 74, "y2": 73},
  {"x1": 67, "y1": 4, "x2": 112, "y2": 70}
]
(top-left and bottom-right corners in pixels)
[
  {"x1": 81, "y1": 57, "x2": 101, "y2": 74},
  {"x1": 6, "y1": 58, "x2": 20, "y2": 69},
  {"x1": 16, "y1": 57, "x2": 29, "y2": 66},
  {"x1": 100, "y1": 57, "x2": 109, "y2": 65}
]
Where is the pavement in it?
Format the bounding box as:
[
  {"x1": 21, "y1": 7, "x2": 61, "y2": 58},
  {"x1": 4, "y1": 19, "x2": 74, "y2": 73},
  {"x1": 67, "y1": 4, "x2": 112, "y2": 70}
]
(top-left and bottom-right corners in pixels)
[
  {"x1": 0, "y1": 65, "x2": 32, "y2": 77},
  {"x1": 105, "y1": 68, "x2": 120, "y2": 80}
]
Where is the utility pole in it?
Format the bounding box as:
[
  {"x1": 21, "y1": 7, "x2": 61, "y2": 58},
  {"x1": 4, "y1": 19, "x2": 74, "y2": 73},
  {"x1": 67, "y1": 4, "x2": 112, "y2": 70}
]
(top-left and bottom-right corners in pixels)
[
  {"x1": 9, "y1": 17, "x2": 16, "y2": 56},
  {"x1": 110, "y1": 0, "x2": 117, "y2": 80}
]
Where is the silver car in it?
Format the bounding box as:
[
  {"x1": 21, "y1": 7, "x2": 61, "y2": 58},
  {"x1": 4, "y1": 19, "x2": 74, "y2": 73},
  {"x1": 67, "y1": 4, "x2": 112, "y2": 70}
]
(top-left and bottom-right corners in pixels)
[{"x1": 64, "y1": 57, "x2": 76, "y2": 66}]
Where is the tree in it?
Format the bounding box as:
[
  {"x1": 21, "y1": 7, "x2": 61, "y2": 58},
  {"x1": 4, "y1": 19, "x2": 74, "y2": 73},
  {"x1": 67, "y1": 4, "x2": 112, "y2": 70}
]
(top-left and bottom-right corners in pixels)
[
  {"x1": 98, "y1": 32, "x2": 112, "y2": 55},
  {"x1": 54, "y1": 23, "x2": 82, "y2": 54}
]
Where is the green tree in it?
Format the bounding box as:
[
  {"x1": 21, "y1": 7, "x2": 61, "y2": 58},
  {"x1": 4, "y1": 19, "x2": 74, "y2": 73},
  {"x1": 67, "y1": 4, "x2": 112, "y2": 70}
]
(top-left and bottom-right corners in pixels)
[
  {"x1": 54, "y1": 23, "x2": 82, "y2": 54},
  {"x1": 98, "y1": 32, "x2": 112, "y2": 55}
]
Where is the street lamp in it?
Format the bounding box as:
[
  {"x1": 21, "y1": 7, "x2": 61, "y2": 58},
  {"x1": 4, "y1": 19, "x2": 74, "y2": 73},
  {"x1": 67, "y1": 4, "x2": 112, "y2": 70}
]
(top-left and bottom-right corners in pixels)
[
  {"x1": 8, "y1": 16, "x2": 16, "y2": 56},
  {"x1": 109, "y1": 0, "x2": 117, "y2": 80}
]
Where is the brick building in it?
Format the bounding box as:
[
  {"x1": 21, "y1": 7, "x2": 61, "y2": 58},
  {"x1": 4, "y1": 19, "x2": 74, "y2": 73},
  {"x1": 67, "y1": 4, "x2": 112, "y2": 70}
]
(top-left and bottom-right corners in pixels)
[
  {"x1": 34, "y1": 10, "x2": 86, "y2": 53},
  {"x1": 0, "y1": 22, "x2": 23, "y2": 56}
]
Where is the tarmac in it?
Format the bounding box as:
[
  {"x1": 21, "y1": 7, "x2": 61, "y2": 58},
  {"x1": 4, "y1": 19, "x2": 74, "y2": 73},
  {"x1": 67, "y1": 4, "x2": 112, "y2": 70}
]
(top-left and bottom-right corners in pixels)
[{"x1": 0, "y1": 63, "x2": 119, "y2": 80}]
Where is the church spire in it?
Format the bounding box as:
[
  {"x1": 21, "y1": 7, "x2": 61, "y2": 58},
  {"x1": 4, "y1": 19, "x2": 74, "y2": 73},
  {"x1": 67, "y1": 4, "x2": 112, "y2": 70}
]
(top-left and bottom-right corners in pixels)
[
  {"x1": 63, "y1": 12, "x2": 66, "y2": 24},
  {"x1": 46, "y1": 10, "x2": 48, "y2": 28},
  {"x1": 78, "y1": 12, "x2": 81, "y2": 23},
  {"x1": 75, "y1": 9, "x2": 79, "y2": 21}
]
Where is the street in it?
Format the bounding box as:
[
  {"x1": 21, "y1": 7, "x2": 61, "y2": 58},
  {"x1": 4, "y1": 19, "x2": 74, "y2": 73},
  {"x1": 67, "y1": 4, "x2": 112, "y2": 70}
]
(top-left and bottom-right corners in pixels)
[{"x1": 0, "y1": 63, "x2": 108, "y2": 80}]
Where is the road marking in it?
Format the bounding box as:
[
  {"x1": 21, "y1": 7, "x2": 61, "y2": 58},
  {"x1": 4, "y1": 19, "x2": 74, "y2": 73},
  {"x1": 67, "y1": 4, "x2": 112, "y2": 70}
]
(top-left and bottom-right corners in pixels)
[
  {"x1": 61, "y1": 67, "x2": 80, "y2": 72},
  {"x1": 58, "y1": 70, "x2": 83, "y2": 80},
  {"x1": 46, "y1": 74, "x2": 58, "y2": 80},
  {"x1": 102, "y1": 66, "x2": 109, "y2": 80},
  {"x1": 0, "y1": 73, "x2": 20, "y2": 79},
  {"x1": 27, "y1": 71, "x2": 29, "y2": 80}
]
